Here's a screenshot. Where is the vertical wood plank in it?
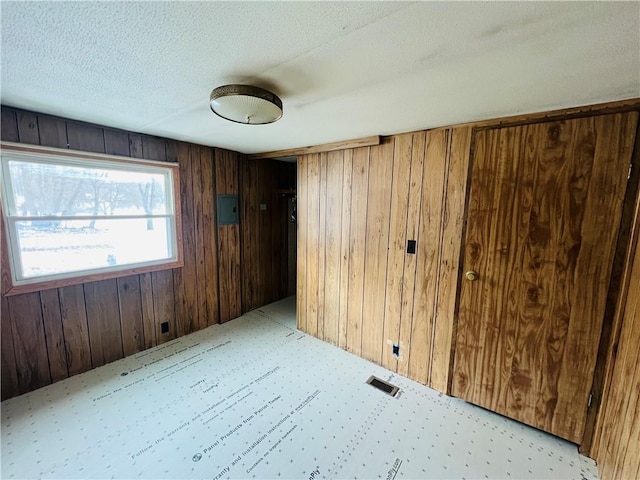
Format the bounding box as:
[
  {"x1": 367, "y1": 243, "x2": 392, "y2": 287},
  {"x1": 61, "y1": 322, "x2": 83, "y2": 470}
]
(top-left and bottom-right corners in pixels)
[
  {"x1": 173, "y1": 143, "x2": 195, "y2": 336},
  {"x1": 67, "y1": 122, "x2": 105, "y2": 153},
  {"x1": 117, "y1": 276, "x2": 145, "y2": 357},
  {"x1": 227, "y1": 152, "x2": 242, "y2": 320},
  {"x1": 338, "y1": 150, "x2": 353, "y2": 350},
  {"x1": 193, "y1": 146, "x2": 208, "y2": 329},
  {"x1": 16, "y1": 110, "x2": 40, "y2": 144},
  {"x1": 104, "y1": 129, "x2": 131, "y2": 157},
  {"x1": 165, "y1": 139, "x2": 178, "y2": 163},
  {"x1": 37, "y1": 115, "x2": 68, "y2": 148},
  {"x1": 141, "y1": 135, "x2": 167, "y2": 161},
  {"x1": 240, "y1": 157, "x2": 258, "y2": 311},
  {"x1": 397, "y1": 132, "x2": 426, "y2": 379},
  {"x1": 347, "y1": 147, "x2": 370, "y2": 356},
  {"x1": 7, "y1": 293, "x2": 51, "y2": 393},
  {"x1": 323, "y1": 150, "x2": 343, "y2": 346},
  {"x1": 274, "y1": 165, "x2": 283, "y2": 301},
  {"x1": 239, "y1": 157, "x2": 251, "y2": 311},
  {"x1": 271, "y1": 166, "x2": 284, "y2": 301},
  {"x1": 58, "y1": 285, "x2": 92, "y2": 376},
  {"x1": 201, "y1": 147, "x2": 219, "y2": 325},
  {"x1": 305, "y1": 153, "x2": 320, "y2": 337},
  {"x1": 275, "y1": 186, "x2": 285, "y2": 299},
  {"x1": 1, "y1": 107, "x2": 19, "y2": 142},
  {"x1": 139, "y1": 273, "x2": 156, "y2": 348},
  {"x1": 84, "y1": 280, "x2": 123, "y2": 367},
  {"x1": 152, "y1": 270, "x2": 176, "y2": 343},
  {"x1": 216, "y1": 150, "x2": 231, "y2": 323},
  {"x1": 410, "y1": 129, "x2": 449, "y2": 385},
  {"x1": 618, "y1": 379, "x2": 640, "y2": 479},
  {"x1": 361, "y1": 139, "x2": 394, "y2": 364},
  {"x1": 259, "y1": 161, "x2": 271, "y2": 305},
  {"x1": 0, "y1": 216, "x2": 10, "y2": 298},
  {"x1": 1, "y1": 296, "x2": 19, "y2": 400},
  {"x1": 129, "y1": 134, "x2": 143, "y2": 159},
  {"x1": 317, "y1": 152, "x2": 328, "y2": 340},
  {"x1": 381, "y1": 133, "x2": 412, "y2": 372},
  {"x1": 40, "y1": 289, "x2": 69, "y2": 382},
  {"x1": 430, "y1": 126, "x2": 472, "y2": 392},
  {"x1": 612, "y1": 309, "x2": 640, "y2": 478},
  {"x1": 297, "y1": 157, "x2": 308, "y2": 331},
  {"x1": 171, "y1": 192, "x2": 188, "y2": 337},
  {"x1": 267, "y1": 163, "x2": 276, "y2": 304},
  {"x1": 265, "y1": 160, "x2": 277, "y2": 303}
]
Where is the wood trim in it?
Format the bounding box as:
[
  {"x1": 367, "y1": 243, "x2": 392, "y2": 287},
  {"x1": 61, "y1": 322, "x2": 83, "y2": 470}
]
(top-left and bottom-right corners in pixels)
[
  {"x1": 464, "y1": 98, "x2": 640, "y2": 131},
  {"x1": 247, "y1": 135, "x2": 380, "y2": 160},
  {"x1": 3, "y1": 259, "x2": 184, "y2": 296},
  {"x1": 251, "y1": 99, "x2": 638, "y2": 162}
]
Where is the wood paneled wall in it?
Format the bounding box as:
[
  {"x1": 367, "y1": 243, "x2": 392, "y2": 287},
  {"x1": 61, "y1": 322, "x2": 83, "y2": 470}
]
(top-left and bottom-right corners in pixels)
[
  {"x1": 0, "y1": 106, "x2": 292, "y2": 400},
  {"x1": 5, "y1": 100, "x2": 640, "y2": 475},
  {"x1": 240, "y1": 158, "x2": 296, "y2": 312},
  {"x1": 592, "y1": 175, "x2": 640, "y2": 479},
  {"x1": 296, "y1": 102, "x2": 640, "y2": 465},
  {"x1": 296, "y1": 127, "x2": 471, "y2": 392}
]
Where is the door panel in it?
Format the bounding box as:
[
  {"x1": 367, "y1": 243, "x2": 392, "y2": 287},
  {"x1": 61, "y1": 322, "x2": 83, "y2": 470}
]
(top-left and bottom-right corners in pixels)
[{"x1": 453, "y1": 113, "x2": 638, "y2": 443}]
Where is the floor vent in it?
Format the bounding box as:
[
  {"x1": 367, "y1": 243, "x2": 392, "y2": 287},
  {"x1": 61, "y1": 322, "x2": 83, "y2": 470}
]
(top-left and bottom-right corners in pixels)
[{"x1": 366, "y1": 375, "x2": 399, "y2": 397}]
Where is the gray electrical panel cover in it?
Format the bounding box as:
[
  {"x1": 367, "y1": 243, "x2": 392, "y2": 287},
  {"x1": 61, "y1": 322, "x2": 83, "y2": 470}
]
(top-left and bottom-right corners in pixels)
[{"x1": 217, "y1": 194, "x2": 239, "y2": 225}]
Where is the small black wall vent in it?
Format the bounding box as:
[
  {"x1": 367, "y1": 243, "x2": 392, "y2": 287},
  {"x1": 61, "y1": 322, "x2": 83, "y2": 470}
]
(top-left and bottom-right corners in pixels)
[{"x1": 366, "y1": 375, "x2": 400, "y2": 397}]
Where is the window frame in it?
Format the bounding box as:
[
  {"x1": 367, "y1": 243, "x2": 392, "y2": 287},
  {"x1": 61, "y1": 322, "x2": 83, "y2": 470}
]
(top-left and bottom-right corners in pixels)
[{"x1": 0, "y1": 141, "x2": 183, "y2": 296}]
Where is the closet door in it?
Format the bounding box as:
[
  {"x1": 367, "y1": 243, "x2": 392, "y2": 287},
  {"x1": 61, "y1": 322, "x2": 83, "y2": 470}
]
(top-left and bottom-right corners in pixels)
[{"x1": 453, "y1": 113, "x2": 638, "y2": 443}]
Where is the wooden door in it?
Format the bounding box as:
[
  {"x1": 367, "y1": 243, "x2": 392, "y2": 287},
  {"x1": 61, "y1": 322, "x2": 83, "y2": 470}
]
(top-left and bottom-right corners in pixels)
[{"x1": 452, "y1": 112, "x2": 638, "y2": 443}]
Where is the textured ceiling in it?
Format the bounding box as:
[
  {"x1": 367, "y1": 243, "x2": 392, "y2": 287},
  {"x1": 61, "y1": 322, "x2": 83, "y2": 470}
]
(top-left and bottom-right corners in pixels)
[{"x1": 2, "y1": 1, "x2": 639, "y2": 154}]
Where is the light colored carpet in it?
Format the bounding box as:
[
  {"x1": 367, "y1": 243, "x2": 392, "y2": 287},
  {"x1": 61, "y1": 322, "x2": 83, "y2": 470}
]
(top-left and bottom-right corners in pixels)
[{"x1": 1, "y1": 296, "x2": 597, "y2": 479}]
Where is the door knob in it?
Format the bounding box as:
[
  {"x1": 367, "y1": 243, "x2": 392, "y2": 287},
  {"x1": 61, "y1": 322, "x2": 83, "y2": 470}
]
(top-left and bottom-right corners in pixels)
[{"x1": 465, "y1": 270, "x2": 479, "y2": 281}]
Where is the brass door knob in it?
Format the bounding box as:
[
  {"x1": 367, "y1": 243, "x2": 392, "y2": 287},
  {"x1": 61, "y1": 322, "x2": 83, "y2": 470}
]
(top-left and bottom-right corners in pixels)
[{"x1": 465, "y1": 270, "x2": 479, "y2": 281}]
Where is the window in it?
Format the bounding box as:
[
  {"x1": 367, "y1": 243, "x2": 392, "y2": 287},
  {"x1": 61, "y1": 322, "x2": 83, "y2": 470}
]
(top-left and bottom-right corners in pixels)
[{"x1": 1, "y1": 142, "x2": 182, "y2": 294}]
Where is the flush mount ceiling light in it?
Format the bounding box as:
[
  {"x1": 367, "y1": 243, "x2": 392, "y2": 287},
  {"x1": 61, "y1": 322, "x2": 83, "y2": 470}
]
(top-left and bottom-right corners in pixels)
[{"x1": 209, "y1": 84, "x2": 283, "y2": 125}]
